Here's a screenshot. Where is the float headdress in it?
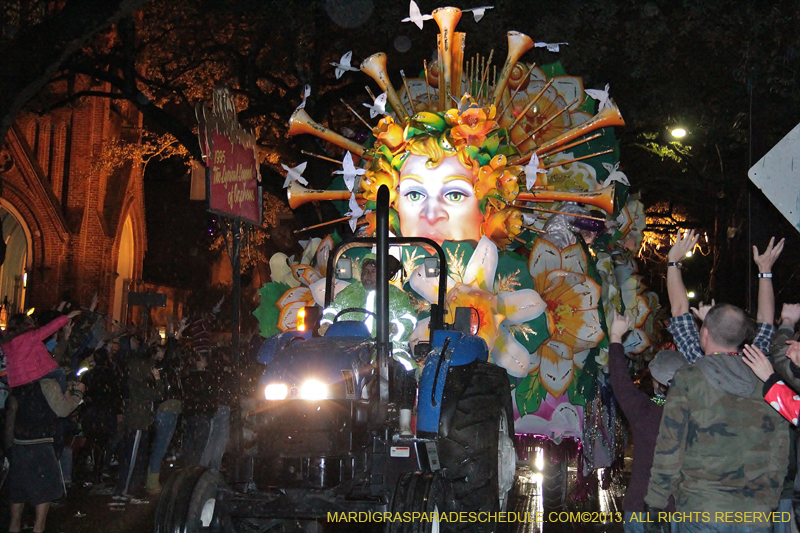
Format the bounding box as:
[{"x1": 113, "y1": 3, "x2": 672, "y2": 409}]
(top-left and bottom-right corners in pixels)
[{"x1": 285, "y1": 6, "x2": 624, "y2": 250}]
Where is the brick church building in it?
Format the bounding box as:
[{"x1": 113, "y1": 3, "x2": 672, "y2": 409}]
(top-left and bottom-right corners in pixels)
[{"x1": 0, "y1": 78, "x2": 147, "y2": 324}]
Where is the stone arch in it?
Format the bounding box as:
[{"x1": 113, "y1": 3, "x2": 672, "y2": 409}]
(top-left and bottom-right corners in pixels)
[
  {"x1": 113, "y1": 214, "x2": 135, "y2": 323},
  {"x1": 0, "y1": 200, "x2": 33, "y2": 313}
]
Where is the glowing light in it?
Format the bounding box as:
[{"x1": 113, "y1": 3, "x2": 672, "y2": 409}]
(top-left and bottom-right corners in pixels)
[
  {"x1": 264, "y1": 383, "x2": 288, "y2": 401},
  {"x1": 77, "y1": 367, "x2": 89, "y2": 377},
  {"x1": 534, "y1": 447, "x2": 544, "y2": 471},
  {"x1": 685, "y1": 251, "x2": 692, "y2": 258},
  {"x1": 671, "y1": 128, "x2": 687, "y2": 138},
  {"x1": 26, "y1": 307, "x2": 35, "y2": 316},
  {"x1": 297, "y1": 308, "x2": 306, "y2": 332},
  {"x1": 299, "y1": 379, "x2": 328, "y2": 400},
  {"x1": 687, "y1": 291, "x2": 696, "y2": 298}
]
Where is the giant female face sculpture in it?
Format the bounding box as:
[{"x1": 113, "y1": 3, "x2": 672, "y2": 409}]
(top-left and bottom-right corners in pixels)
[{"x1": 397, "y1": 153, "x2": 483, "y2": 244}]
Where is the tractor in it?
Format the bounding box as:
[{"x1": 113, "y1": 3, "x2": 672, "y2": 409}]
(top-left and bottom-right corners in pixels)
[{"x1": 153, "y1": 185, "x2": 516, "y2": 532}]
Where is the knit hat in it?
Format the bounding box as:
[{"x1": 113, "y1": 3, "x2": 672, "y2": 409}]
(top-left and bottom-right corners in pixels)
[{"x1": 649, "y1": 349, "x2": 688, "y2": 386}]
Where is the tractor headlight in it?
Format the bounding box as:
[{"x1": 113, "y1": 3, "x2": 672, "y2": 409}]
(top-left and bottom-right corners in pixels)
[
  {"x1": 299, "y1": 379, "x2": 328, "y2": 400},
  {"x1": 264, "y1": 383, "x2": 288, "y2": 401}
]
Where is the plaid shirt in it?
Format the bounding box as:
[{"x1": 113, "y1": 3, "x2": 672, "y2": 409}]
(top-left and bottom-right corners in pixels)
[{"x1": 667, "y1": 312, "x2": 776, "y2": 364}]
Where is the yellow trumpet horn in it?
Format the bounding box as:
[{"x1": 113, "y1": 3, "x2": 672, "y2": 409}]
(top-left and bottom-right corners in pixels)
[
  {"x1": 516, "y1": 184, "x2": 616, "y2": 214},
  {"x1": 360, "y1": 52, "x2": 410, "y2": 124},
  {"x1": 511, "y1": 104, "x2": 626, "y2": 166},
  {"x1": 432, "y1": 6, "x2": 462, "y2": 111},
  {"x1": 492, "y1": 31, "x2": 535, "y2": 108},
  {"x1": 287, "y1": 108, "x2": 366, "y2": 157}
]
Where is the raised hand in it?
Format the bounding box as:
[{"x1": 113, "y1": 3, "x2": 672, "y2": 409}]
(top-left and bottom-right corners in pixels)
[
  {"x1": 690, "y1": 299, "x2": 716, "y2": 322},
  {"x1": 668, "y1": 229, "x2": 699, "y2": 263},
  {"x1": 742, "y1": 344, "x2": 774, "y2": 382},
  {"x1": 753, "y1": 237, "x2": 785, "y2": 274},
  {"x1": 786, "y1": 340, "x2": 800, "y2": 367},
  {"x1": 609, "y1": 311, "x2": 632, "y2": 344},
  {"x1": 780, "y1": 304, "x2": 800, "y2": 330}
]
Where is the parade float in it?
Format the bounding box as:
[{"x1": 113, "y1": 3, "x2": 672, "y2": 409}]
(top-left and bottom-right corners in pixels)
[{"x1": 255, "y1": 3, "x2": 656, "y2": 479}]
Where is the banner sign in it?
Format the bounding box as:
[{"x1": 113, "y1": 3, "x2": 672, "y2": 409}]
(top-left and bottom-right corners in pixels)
[
  {"x1": 197, "y1": 88, "x2": 262, "y2": 225},
  {"x1": 749, "y1": 122, "x2": 800, "y2": 233}
]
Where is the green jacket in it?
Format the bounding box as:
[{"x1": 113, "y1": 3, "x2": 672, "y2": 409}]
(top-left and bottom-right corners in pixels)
[
  {"x1": 323, "y1": 282, "x2": 417, "y2": 344},
  {"x1": 645, "y1": 355, "x2": 789, "y2": 520}
]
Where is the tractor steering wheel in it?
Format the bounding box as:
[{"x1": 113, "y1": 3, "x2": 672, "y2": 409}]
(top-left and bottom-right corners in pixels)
[{"x1": 333, "y1": 308, "x2": 376, "y2": 322}]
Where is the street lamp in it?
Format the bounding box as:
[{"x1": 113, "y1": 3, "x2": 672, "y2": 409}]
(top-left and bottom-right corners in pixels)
[{"x1": 671, "y1": 127, "x2": 687, "y2": 139}]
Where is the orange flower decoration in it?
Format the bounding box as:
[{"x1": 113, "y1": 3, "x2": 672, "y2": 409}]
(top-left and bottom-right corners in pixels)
[
  {"x1": 445, "y1": 282, "x2": 504, "y2": 352},
  {"x1": 372, "y1": 117, "x2": 406, "y2": 155},
  {"x1": 361, "y1": 158, "x2": 399, "y2": 204},
  {"x1": 482, "y1": 208, "x2": 523, "y2": 250},
  {"x1": 474, "y1": 154, "x2": 521, "y2": 203},
  {"x1": 446, "y1": 105, "x2": 500, "y2": 149}
]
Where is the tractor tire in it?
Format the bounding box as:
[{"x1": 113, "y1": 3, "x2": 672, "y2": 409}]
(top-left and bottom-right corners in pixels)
[
  {"x1": 542, "y1": 453, "x2": 568, "y2": 512},
  {"x1": 438, "y1": 361, "x2": 514, "y2": 533},
  {"x1": 154, "y1": 466, "x2": 226, "y2": 533},
  {"x1": 387, "y1": 471, "x2": 447, "y2": 533}
]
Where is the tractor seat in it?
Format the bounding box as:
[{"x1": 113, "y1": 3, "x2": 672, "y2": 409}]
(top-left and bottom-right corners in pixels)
[{"x1": 324, "y1": 320, "x2": 371, "y2": 338}]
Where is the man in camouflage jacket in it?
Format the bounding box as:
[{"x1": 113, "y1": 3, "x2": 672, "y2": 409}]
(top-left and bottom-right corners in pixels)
[{"x1": 644, "y1": 231, "x2": 789, "y2": 531}]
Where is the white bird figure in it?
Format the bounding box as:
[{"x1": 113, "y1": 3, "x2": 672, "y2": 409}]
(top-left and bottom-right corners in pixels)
[
  {"x1": 346, "y1": 193, "x2": 365, "y2": 232},
  {"x1": 401, "y1": 0, "x2": 433, "y2": 30},
  {"x1": 585, "y1": 83, "x2": 612, "y2": 112},
  {"x1": 330, "y1": 51, "x2": 359, "y2": 80},
  {"x1": 523, "y1": 153, "x2": 547, "y2": 191},
  {"x1": 601, "y1": 161, "x2": 630, "y2": 188},
  {"x1": 362, "y1": 92, "x2": 387, "y2": 118},
  {"x1": 463, "y1": 5, "x2": 494, "y2": 22},
  {"x1": 297, "y1": 85, "x2": 311, "y2": 110},
  {"x1": 281, "y1": 161, "x2": 308, "y2": 188},
  {"x1": 534, "y1": 41, "x2": 569, "y2": 53},
  {"x1": 333, "y1": 152, "x2": 366, "y2": 192}
]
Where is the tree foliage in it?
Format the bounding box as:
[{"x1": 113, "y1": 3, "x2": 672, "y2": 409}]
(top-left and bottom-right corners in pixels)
[{"x1": 6, "y1": 0, "x2": 800, "y2": 303}]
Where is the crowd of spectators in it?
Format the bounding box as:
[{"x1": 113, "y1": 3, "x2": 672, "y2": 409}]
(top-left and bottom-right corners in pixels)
[
  {"x1": 608, "y1": 231, "x2": 800, "y2": 533},
  {"x1": 0, "y1": 295, "x2": 237, "y2": 533}
]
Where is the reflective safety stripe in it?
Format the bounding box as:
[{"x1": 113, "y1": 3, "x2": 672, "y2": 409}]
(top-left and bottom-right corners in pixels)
[
  {"x1": 365, "y1": 290, "x2": 376, "y2": 334},
  {"x1": 393, "y1": 348, "x2": 417, "y2": 371},
  {"x1": 400, "y1": 313, "x2": 418, "y2": 329}
]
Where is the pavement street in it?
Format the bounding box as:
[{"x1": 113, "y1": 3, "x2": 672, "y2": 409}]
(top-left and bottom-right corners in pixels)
[{"x1": 0, "y1": 459, "x2": 627, "y2": 533}]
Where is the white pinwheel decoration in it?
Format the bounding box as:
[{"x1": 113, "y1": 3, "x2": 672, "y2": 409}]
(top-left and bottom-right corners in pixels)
[
  {"x1": 330, "y1": 51, "x2": 359, "y2": 80},
  {"x1": 534, "y1": 41, "x2": 568, "y2": 53},
  {"x1": 333, "y1": 152, "x2": 366, "y2": 192},
  {"x1": 601, "y1": 161, "x2": 630, "y2": 188},
  {"x1": 346, "y1": 193, "x2": 365, "y2": 232},
  {"x1": 523, "y1": 153, "x2": 547, "y2": 192},
  {"x1": 297, "y1": 85, "x2": 311, "y2": 110},
  {"x1": 585, "y1": 83, "x2": 612, "y2": 112},
  {"x1": 401, "y1": 0, "x2": 433, "y2": 29},
  {"x1": 463, "y1": 6, "x2": 494, "y2": 22},
  {"x1": 363, "y1": 92, "x2": 387, "y2": 119},
  {"x1": 281, "y1": 161, "x2": 308, "y2": 188}
]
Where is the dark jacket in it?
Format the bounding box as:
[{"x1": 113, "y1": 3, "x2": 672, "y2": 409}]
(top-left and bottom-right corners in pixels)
[
  {"x1": 123, "y1": 356, "x2": 164, "y2": 430},
  {"x1": 13, "y1": 378, "x2": 82, "y2": 443},
  {"x1": 82, "y1": 365, "x2": 123, "y2": 415},
  {"x1": 182, "y1": 369, "x2": 217, "y2": 418},
  {"x1": 608, "y1": 343, "x2": 674, "y2": 512}
]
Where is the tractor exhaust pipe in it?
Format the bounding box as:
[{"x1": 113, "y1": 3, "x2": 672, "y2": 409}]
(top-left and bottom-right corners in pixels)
[{"x1": 376, "y1": 185, "x2": 391, "y2": 405}]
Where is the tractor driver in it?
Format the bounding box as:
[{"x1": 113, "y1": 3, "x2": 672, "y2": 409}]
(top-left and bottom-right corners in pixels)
[{"x1": 321, "y1": 254, "x2": 418, "y2": 436}]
